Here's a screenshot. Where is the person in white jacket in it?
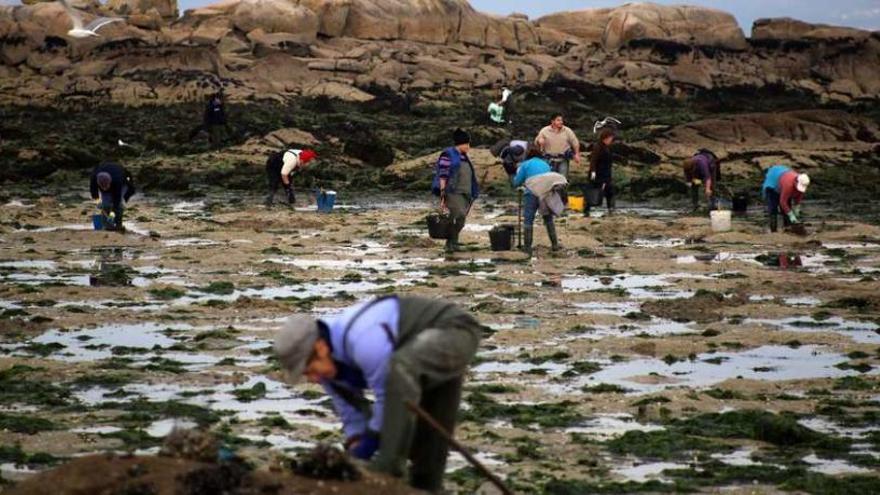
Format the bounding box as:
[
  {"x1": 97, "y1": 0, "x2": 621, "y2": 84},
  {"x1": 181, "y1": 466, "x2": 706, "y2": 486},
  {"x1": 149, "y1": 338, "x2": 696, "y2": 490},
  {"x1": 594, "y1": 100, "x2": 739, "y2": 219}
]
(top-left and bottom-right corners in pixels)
[{"x1": 264, "y1": 148, "x2": 318, "y2": 207}]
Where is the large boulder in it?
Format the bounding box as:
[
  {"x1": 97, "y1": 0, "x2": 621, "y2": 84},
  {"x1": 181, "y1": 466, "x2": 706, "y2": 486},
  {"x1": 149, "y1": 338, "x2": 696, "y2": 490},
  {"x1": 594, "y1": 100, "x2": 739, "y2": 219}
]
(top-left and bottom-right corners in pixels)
[
  {"x1": 649, "y1": 110, "x2": 880, "y2": 160},
  {"x1": 537, "y1": 3, "x2": 748, "y2": 50},
  {"x1": 232, "y1": 0, "x2": 318, "y2": 39},
  {"x1": 752, "y1": 18, "x2": 874, "y2": 41},
  {"x1": 105, "y1": 0, "x2": 178, "y2": 19}
]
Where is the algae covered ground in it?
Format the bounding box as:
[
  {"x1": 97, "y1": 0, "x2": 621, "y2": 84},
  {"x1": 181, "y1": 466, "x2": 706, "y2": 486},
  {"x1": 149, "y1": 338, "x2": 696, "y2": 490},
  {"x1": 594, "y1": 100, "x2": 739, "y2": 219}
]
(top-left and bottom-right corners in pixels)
[{"x1": 0, "y1": 187, "x2": 878, "y2": 494}]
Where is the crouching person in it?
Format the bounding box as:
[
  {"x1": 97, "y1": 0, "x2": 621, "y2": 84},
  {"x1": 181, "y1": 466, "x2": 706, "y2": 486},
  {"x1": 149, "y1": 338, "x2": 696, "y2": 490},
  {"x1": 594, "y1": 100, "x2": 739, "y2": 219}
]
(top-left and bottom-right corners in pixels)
[
  {"x1": 90, "y1": 161, "x2": 135, "y2": 232},
  {"x1": 275, "y1": 295, "x2": 482, "y2": 493}
]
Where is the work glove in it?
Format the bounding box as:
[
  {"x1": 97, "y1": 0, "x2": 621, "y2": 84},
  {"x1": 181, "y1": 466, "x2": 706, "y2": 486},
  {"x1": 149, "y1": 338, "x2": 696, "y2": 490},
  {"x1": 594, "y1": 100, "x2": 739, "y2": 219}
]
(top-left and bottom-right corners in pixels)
[
  {"x1": 590, "y1": 172, "x2": 596, "y2": 181},
  {"x1": 350, "y1": 430, "x2": 379, "y2": 460},
  {"x1": 787, "y1": 211, "x2": 799, "y2": 224},
  {"x1": 792, "y1": 205, "x2": 802, "y2": 217}
]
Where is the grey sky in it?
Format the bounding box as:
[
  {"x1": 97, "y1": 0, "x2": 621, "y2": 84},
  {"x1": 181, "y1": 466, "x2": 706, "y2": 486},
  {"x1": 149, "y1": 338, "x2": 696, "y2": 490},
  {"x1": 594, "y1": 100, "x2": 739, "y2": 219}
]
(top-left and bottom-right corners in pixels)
[{"x1": 3, "y1": 1, "x2": 878, "y2": 31}]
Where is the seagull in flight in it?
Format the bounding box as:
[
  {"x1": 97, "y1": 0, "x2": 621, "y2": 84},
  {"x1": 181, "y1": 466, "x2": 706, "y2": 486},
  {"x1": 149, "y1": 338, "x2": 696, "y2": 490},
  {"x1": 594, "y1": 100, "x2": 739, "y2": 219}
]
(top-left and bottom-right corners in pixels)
[
  {"x1": 59, "y1": 0, "x2": 122, "y2": 38},
  {"x1": 593, "y1": 116, "x2": 622, "y2": 134}
]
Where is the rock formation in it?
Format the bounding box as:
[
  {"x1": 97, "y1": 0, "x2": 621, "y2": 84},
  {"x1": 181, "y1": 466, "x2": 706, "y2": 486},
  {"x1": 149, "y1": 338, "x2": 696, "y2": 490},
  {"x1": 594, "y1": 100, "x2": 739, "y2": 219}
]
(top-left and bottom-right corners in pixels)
[{"x1": 0, "y1": 1, "x2": 876, "y2": 106}]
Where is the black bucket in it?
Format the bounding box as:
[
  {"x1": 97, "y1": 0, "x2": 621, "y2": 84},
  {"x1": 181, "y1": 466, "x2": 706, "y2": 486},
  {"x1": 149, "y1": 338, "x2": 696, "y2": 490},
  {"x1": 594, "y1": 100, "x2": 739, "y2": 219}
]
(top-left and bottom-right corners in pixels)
[
  {"x1": 426, "y1": 213, "x2": 452, "y2": 239},
  {"x1": 583, "y1": 184, "x2": 603, "y2": 206},
  {"x1": 732, "y1": 193, "x2": 749, "y2": 215},
  {"x1": 489, "y1": 225, "x2": 515, "y2": 251}
]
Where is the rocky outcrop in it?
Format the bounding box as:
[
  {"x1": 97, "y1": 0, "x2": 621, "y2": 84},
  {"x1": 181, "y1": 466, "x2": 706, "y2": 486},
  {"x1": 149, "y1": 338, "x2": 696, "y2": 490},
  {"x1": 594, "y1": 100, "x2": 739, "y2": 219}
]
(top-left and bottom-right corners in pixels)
[
  {"x1": 0, "y1": 1, "x2": 877, "y2": 105},
  {"x1": 752, "y1": 17, "x2": 875, "y2": 42},
  {"x1": 634, "y1": 110, "x2": 880, "y2": 177},
  {"x1": 537, "y1": 3, "x2": 748, "y2": 50},
  {"x1": 105, "y1": 0, "x2": 178, "y2": 19}
]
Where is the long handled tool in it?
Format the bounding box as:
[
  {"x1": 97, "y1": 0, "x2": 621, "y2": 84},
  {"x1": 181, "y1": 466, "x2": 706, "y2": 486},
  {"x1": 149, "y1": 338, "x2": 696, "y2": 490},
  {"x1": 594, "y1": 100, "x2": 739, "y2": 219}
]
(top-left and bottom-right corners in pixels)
[
  {"x1": 516, "y1": 188, "x2": 523, "y2": 249},
  {"x1": 405, "y1": 400, "x2": 514, "y2": 495}
]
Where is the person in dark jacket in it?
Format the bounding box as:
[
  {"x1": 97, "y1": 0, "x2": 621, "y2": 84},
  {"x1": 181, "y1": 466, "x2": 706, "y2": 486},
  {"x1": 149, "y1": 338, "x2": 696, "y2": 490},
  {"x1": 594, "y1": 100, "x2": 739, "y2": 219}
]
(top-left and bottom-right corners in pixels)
[
  {"x1": 432, "y1": 129, "x2": 479, "y2": 253},
  {"x1": 188, "y1": 93, "x2": 228, "y2": 146},
  {"x1": 90, "y1": 162, "x2": 135, "y2": 232},
  {"x1": 585, "y1": 128, "x2": 616, "y2": 217},
  {"x1": 684, "y1": 149, "x2": 721, "y2": 210},
  {"x1": 275, "y1": 295, "x2": 481, "y2": 494}
]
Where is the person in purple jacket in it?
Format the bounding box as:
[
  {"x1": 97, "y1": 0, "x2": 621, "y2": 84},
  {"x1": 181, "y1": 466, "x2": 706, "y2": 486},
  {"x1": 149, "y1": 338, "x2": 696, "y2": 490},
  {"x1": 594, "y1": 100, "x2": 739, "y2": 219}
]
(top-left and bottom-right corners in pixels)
[
  {"x1": 683, "y1": 149, "x2": 721, "y2": 210},
  {"x1": 275, "y1": 295, "x2": 481, "y2": 493}
]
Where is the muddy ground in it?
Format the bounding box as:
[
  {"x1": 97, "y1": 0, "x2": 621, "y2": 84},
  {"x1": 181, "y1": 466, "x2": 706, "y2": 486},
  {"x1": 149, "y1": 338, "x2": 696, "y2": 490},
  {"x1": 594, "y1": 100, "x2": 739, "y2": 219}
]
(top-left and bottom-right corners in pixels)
[{"x1": 0, "y1": 190, "x2": 879, "y2": 494}]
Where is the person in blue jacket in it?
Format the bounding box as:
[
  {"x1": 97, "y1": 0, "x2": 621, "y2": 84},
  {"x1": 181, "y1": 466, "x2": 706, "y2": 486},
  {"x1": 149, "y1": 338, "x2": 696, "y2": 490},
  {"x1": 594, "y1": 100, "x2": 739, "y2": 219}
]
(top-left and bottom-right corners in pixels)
[
  {"x1": 275, "y1": 296, "x2": 481, "y2": 493},
  {"x1": 89, "y1": 162, "x2": 135, "y2": 232},
  {"x1": 513, "y1": 146, "x2": 560, "y2": 255},
  {"x1": 431, "y1": 129, "x2": 479, "y2": 253}
]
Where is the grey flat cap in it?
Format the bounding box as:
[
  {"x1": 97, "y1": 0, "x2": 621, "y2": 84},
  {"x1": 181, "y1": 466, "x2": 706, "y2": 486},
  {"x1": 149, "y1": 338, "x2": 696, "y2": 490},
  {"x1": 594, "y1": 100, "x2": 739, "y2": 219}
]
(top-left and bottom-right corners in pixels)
[{"x1": 275, "y1": 315, "x2": 320, "y2": 384}]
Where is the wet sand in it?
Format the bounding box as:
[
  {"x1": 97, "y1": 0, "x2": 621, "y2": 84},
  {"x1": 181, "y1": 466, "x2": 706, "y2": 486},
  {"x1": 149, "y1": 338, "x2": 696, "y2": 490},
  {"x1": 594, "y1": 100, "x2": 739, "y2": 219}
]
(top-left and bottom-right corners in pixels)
[{"x1": 1, "y1": 193, "x2": 879, "y2": 492}]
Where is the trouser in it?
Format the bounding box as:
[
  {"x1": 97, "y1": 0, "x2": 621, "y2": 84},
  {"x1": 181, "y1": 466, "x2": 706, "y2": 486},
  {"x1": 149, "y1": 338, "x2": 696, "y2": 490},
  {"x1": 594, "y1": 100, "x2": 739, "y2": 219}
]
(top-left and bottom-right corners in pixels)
[
  {"x1": 372, "y1": 314, "x2": 481, "y2": 492},
  {"x1": 691, "y1": 184, "x2": 718, "y2": 210},
  {"x1": 99, "y1": 186, "x2": 126, "y2": 230},
  {"x1": 265, "y1": 171, "x2": 295, "y2": 206},
  {"x1": 548, "y1": 158, "x2": 570, "y2": 205},
  {"x1": 584, "y1": 181, "x2": 615, "y2": 215},
  {"x1": 764, "y1": 188, "x2": 792, "y2": 232},
  {"x1": 522, "y1": 194, "x2": 558, "y2": 252},
  {"x1": 188, "y1": 123, "x2": 227, "y2": 146},
  {"x1": 444, "y1": 193, "x2": 471, "y2": 250}
]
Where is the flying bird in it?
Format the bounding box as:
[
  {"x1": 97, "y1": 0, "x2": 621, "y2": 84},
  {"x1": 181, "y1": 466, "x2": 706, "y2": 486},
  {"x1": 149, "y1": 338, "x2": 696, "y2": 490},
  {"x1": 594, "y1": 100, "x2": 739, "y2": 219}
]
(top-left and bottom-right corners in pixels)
[
  {"x1": 593, "y1": 116, "x2": 622, "y2": 134},
  {"x1": 59, "y1": 0, "x2": 122, "y2": 38}
]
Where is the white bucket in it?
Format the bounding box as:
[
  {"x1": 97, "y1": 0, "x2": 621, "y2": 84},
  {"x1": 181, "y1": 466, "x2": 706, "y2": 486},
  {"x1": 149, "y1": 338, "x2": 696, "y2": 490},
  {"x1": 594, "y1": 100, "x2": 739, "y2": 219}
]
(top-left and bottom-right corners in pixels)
[{"x1": 710, "y1": 210, "x2": 732, "y2": 232}]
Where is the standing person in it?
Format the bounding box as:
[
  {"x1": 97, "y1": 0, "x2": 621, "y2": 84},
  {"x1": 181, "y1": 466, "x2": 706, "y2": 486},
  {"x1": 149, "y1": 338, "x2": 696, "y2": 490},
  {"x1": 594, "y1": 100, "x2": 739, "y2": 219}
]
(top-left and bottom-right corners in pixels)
[
  {"x1": 535, "y1": 114, "x2": 580, "y2": 204},
  {"x1": 274, "y1": 295, "x2": 481, "y2": 493},
  {"x1": 683, "y1": 149, "x2": 721, "y2": 210},
  {"x1": 264, "y1": 148, "x2": 318, "y2": 207},
  {"x1": 513, "y1": 147, "x2": 566, "y2": 255},
  {"x1": 585, "y1": 128, "x2": 616, "y2": 217},
  {"x1": 89, "y1": 161, "x2": 135, "y2": 232},
  {"x1": 535, "y1": 114, "x2": 581, "y2": 176},
  {"x1": 432, "y1": 129, "x2": 479, "y2": 254},
  {"x1": 762, "y1": 165, "x2": 810, "y2": 233},
  {"x1": 188, "y1": 93, "x2": 228, "y2": 147}
]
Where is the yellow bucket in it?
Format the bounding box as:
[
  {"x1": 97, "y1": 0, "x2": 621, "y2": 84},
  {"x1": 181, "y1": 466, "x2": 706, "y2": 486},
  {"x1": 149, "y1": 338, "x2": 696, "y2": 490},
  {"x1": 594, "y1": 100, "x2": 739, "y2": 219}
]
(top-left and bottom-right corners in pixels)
[{"x1": 568, "y1": 196, "x2": 584, "y2": 212}]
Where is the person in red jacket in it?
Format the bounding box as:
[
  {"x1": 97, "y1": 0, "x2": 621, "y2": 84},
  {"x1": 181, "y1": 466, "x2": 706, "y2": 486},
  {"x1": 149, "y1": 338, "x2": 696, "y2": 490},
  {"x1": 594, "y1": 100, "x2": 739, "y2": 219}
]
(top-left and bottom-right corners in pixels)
[{"x1": 762, "y1": 165, "x2": 810, "y2": 232}]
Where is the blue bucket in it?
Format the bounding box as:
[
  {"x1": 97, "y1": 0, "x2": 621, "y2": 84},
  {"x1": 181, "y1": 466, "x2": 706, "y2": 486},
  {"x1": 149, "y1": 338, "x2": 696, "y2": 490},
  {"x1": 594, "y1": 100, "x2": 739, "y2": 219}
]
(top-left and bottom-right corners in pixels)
[
  {"x1": 317, "y1": 191, "x2": 337, "y2": 213},
  {"x1": 92, "y1": 214, "x2": 104, "y2": 230}
]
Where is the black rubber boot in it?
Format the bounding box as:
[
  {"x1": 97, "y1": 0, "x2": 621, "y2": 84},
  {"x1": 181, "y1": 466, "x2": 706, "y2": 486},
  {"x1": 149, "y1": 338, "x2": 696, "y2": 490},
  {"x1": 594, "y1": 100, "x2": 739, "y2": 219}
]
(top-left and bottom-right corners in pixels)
[
  {"x1": 769, "y1": 214, "x2": 778, "y2": 233},
  {"x1": 691, "y1": 185, "x2": 699, "y2": 210},
  {"x1": 544, "y1": 216, "x2": 561, "y2": 251},
  {"x1": 286, "y1": 187, "x2": 295, "y2": 207},
  {"x1": 607, "y1": 195, "x2": 616, "y2": 215},
  {"x1": 522, "y1": 227, "x2": 533, "y2": 257}
]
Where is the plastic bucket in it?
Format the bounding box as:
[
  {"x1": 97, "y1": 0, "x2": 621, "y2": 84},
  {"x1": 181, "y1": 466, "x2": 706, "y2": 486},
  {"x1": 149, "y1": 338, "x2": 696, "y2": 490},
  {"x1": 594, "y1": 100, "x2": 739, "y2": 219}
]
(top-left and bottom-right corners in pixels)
[
  {"x1": 426, "y1": 213, "x2": 452, "y2": 239},
  {"x1": 732, "y1": 193, "x2": 749, "y2": 214},
  {"x1": 710, "y1": 210, "x2": 732, "y2": 232},
  {"x1": 92, "y1": 214, "x2": 104, "y2": 230},
  {"x1": 567, "y1": 196, "x2": 584, "y2": 212},
  {"x1": 489, "y1": 225, "x2": 514, "y2": 251},
  {"x1": 317, "y1": 191, "x2": 337, "y2": 213},
  {"x1": 583, "y1": 184, "x2": 603, "y2": 206}
]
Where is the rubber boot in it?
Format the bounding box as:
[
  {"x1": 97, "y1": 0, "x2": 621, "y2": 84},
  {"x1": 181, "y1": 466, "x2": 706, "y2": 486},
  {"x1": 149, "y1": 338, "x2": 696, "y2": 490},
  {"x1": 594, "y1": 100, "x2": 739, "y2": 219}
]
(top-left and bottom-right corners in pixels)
[
  {"x1": 691, "y1": 185, "x2": 699, "y2": 210},
  {"x1": 522, "y1": 227, "x2": 533, "y2": 257},
  {"x1": 607, "y1": 195, "x2": 616, "y2": 215},
  {"x1": 445, "y1": 220, "x2": 460, "y2": 254},
  {"x1": 769, "y1": 214, "x2": 778, "y2": 233},
  {"x1": 544, "y1": 216, "x2": 561, "y2": 251},
  {"x1": 285, "y1": 187, "x2": 295, "y2": 207}
]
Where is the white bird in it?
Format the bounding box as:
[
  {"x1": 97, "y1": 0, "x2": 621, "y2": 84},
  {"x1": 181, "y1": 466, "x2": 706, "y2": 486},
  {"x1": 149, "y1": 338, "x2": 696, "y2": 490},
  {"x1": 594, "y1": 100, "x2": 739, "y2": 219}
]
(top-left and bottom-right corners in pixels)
[
  {"x1": 593, "y1": 116, "x2": 622, "y2": 134},
  {"x1": 59, "y1": 0, "x2": 122, "y2": 38}
]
